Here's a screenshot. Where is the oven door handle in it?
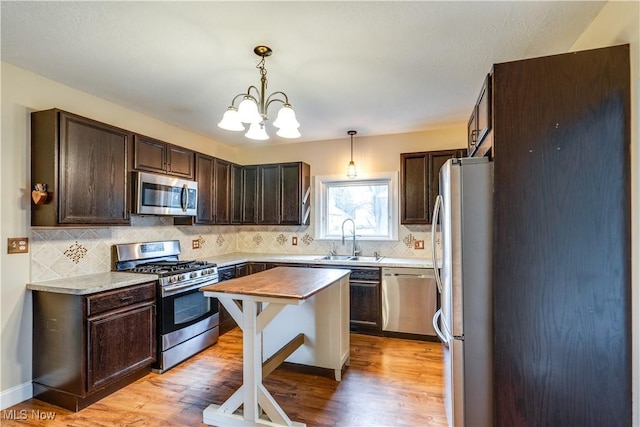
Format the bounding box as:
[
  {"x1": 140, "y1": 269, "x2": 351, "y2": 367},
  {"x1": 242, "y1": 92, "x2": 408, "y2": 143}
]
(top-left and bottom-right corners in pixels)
[{"x1": 163, "y1": 280, "x2": 217, "y2": 297}]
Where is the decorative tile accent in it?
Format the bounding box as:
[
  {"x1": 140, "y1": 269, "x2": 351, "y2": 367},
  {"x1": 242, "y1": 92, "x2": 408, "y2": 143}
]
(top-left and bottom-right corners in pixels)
[
  {"x1": 64, "y1": 241, "x2": 88, "y2": 264},
  {"x1": 276, "y1": 234, "x2": 287, "y2": 246},
  {"x1": 403, "y1": 233, "x2": 416, "y2": 248},
  {"x1": 302, "y1": 234, "x2": 313, "y2": 246},
  {"x1": 215, "y1": 234, "x2": 224, "y2": 247},
  {"x1": 252, "y1": 234, "x2": 263, "y2": 246}
]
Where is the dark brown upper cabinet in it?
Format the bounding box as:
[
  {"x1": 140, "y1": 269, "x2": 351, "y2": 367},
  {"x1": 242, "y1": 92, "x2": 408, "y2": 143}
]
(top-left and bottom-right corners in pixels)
[
  {"x1": 241, "y1": 165, "x2": 258, "y2": 224},
  {"x1": 230, "y1": 163, "x2": 243, "y2": 224},
  {"x1": 257, "y1": 162, "x2": 311, "y2": 225},
  {"x1": 31, "y1": 109, "x2": 131, "y2": 226},
  {"x1": 468, "y1": 73, "x2": 492, "y2": 158},
  {"x1": 400, "y1": 149, "x2": 466, "y2": 224},
  {"x1": 176, "y1": 154, "x2": 236, "y2": 225},
  {"x1": 132, "y1": 134, "x2": 195, "y2": 179}
]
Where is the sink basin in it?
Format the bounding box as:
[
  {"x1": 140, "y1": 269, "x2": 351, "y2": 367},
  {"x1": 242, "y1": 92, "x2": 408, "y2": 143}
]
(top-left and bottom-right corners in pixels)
[
  {"x1": 315, "y1": 255, "x2": 384, "y2": 262},
  {"x1": 315, "y1": 255, "x2": 357, "y2": 261}
]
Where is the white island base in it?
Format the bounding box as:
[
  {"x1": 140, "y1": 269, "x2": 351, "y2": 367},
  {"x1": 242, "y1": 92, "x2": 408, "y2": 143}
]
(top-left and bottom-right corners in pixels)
[{"x1": 201, "y1": 267, "x2": 350, "y2": 427}]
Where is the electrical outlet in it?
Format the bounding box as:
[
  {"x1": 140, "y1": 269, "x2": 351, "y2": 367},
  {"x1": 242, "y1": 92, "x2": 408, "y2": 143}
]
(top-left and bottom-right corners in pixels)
[
  {"x1": 292, "y1": 237, "x2": 298, "y2": 246},
  {"x1": 414, "y1": 240, "x2": 425, "y2": 250},
  {"x1": 8, "y1": 237, "x2": 29, "y2": 254},
  {"x1": 192, "y1": 239, "x2": 200, "y2": 249}
]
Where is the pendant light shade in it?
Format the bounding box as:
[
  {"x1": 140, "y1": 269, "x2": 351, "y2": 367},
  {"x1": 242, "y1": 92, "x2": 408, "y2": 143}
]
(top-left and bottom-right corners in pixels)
[
  {"x1": 245, "y1": 122, "x2": 269, "y2": 140},
  {"x1": 276, "y1": 126, "x2": 301, "y2": 139},
  {"x1": 273, "y1": 104, "x2": 300, "y2": 129},
  {"x1": 346, "y1": 130, "x2": 357, "y2": 179},
  {"x1": 217, "y1": 107, "x2": 245, "y2": 131},
  {"x1": 237, "y1": 96, "x2": 262, "y2": 124}
]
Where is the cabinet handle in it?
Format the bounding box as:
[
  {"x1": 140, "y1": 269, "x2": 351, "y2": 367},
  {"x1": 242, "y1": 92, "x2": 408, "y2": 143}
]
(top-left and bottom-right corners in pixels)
[{"x1": 120, "y1": 296, "x2": 134, "y2": 303}]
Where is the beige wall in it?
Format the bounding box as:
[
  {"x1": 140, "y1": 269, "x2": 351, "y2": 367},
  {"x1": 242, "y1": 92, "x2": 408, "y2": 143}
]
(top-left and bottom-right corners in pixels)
[
  {"x1": 236, "y1": 127, "x2": 466, "y2": 176},
  {"x1": 569, "y1": 1, "x2": 640, "y2": 425}
]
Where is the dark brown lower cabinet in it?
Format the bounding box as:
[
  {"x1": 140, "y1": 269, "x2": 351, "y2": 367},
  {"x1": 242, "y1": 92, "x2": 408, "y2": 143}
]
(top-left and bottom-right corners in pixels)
[
  {"x1": 217, "y1": 263, "x2": 248, "y2": 335},
  {"x1": 32, "y1": 282, "x2": 156, "y2": 411},
  {"x1": 347, "y1": 267, "x2": 381, "y2": 333},
  {"x1": 492, "y1": 45, "x2": 631, "y2": 426}
]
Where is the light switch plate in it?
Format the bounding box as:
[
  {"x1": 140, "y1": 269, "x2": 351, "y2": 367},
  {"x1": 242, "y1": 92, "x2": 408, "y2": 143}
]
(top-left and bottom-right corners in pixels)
[
  {"x1": 8, "y1": 237, "x2": 29, "y2": 254},
  {"x1": 192, "y1": 239, "x2": 200, "y2": 249},
  {"x1": 414, "y1": 240, "x2": 425, "y2": 250},
  {"x1": 292, "y1": 237, "x2": 298, "y2": 246}
]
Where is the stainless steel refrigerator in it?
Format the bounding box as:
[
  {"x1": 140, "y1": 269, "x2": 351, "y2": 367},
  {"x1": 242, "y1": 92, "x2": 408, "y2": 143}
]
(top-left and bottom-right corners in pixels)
[{"x1": 431, "y1": 157, "x2": 493, "y2": 427}]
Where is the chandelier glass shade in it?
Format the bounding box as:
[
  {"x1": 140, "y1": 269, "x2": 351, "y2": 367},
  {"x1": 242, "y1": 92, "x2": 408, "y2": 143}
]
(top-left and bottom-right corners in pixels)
[{"x1": 218, "y1": 45, "x2": 300, "y2": 140}]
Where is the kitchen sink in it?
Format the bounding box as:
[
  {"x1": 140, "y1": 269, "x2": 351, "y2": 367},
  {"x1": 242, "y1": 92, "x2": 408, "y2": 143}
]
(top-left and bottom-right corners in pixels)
[
  {"x1": 315, "y1": 255, "x2": 384, "y2": 262},
  {"x1": 315, "y1": 255, "x2": 357, "y2": 261}
]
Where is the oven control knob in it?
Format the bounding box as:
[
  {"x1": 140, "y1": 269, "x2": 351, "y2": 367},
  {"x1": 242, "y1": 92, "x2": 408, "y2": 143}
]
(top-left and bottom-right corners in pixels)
[
  {"x1": 180, "y1": 274, "x2": 186, "y2": 281},
  {"x1": 190, "y1": 272, "x2": 198, "y2": 279}
]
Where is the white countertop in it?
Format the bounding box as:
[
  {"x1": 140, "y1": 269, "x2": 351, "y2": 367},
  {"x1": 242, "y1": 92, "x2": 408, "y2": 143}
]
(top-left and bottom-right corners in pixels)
[
  {"x1": 202, "y1": 252, "x2": 435, "y2": 269},
  {"x1": 26, "y1": 253, "x2": 434, "y2": 295},
  {"x1": 26, "y1": 272, "x2": 159, "y2": 295}
]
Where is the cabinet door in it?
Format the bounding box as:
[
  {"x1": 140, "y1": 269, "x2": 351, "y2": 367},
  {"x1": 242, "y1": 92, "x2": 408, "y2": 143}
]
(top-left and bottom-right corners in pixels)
[
  {"x1": 213, "y1": 158, "x2": 231, "y2": 224},
  {"x1": 133, "y1": 134, "x2": 167, "y2": 174},
  {"x1": 475, "y1": 74, "x2": 491, "y2": 152},
  {"x1": 258, "y1": 164, "x2": 280, "y2": 224},
  {"x1": 230, "y1": 163, "x2": 243, "y2": 224},
  {"x1": 467, "y1": 107, "x2": 479, "y2": 154},
  {"x1": 236, "y1": 263, "x2": 249, "y2": 277},
  {"x1": 195, "y1": 153, "x2": 215, "y2": 224},
  {"x1": 400, "y1": 152, "x2": 429, "y2": 224},
  {"x1": 280, "y1": 163, "x2": 302, "y2": 224},
  {"x1": 167, "y1": 144, "x2": 195, "y2": 179},
  {"x1": 349, "y1": 281, "x2": 381, "y2": 332},
  {"x1": 87, "y1": 302, "x2": 155, "y2": 392},
  {"x1": 427, "y1": 149, "x2": 466, "y2": 223},
  {"x1": 242, "y1": 166, "x2": 258, "y2": 224},
  {"x1": 58, "y1": 112, "x2": 130, "y2": 225},
  {"x1": 248, "y1": 262, "x2": 267, "y2": 275}
]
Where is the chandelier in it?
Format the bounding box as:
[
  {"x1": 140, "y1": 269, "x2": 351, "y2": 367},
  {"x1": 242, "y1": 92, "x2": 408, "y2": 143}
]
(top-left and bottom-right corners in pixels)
[{"x1": 217, "y1": 45, "x2": 300, "y2": 140}]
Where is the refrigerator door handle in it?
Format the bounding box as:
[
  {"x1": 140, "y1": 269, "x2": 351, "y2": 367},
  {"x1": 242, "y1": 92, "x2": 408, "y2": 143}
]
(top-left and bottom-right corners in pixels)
[
  {"x1": 432, "y1": 308, "x2": 449, "y2": 347},
  {"x1": 431, "y1": 194, "x2": 443, "y2": 294}
]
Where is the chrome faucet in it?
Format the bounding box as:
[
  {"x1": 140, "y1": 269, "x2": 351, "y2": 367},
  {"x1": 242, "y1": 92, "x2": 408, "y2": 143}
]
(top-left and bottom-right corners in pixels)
[{"x1": 341, "y1": 218, "x2": 359, "y2": 257}]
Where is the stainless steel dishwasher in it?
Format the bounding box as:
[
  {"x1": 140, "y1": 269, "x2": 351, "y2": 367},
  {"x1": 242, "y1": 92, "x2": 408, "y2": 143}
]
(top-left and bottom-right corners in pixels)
[{"x1": 382, "y1": 267, "x2": 437, "y2": 336}]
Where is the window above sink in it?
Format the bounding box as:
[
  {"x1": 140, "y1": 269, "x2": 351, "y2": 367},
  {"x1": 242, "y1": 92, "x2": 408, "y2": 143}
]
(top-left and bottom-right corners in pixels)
[{"x1": 314, "y1": 172, "x2": 399, "y2": 241}]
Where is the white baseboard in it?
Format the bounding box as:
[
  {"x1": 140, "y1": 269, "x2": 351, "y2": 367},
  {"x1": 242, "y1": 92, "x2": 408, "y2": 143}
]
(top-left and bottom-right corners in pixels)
[{"x1": 0, "y1": 382, "x2": 32, "y2": 411}]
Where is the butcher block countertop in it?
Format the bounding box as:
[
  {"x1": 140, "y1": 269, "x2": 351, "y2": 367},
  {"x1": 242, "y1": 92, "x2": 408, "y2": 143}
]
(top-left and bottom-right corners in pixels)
[{"x1": 200, "y1": 266, "x2": 350, "y2": 301}]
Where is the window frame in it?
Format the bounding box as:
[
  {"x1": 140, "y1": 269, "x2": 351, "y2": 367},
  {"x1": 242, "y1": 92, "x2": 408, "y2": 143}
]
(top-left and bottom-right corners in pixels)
[{"x1": 314, "y1": 171, "x2": 399, "y2": 241}]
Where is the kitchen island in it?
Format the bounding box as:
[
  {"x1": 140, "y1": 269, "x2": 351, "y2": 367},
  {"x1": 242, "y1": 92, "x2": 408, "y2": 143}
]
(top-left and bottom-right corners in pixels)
[{"x1": 200, "y1": 266, "x2": 350, "y2": 427}]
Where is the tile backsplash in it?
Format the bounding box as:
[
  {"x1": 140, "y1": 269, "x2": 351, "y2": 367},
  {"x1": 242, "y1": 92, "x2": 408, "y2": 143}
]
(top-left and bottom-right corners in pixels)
[{"x1": 31, "y1": 216, "x2": 435, "y2": 281}]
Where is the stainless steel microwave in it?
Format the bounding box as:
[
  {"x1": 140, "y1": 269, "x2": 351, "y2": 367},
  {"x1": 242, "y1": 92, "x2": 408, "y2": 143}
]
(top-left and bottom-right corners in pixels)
[{"x1": 132, "y1": 171, "x2": 197, "y2": 216}]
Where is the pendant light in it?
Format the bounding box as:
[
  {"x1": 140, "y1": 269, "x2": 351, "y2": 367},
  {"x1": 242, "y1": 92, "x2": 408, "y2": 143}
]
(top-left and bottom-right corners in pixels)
[{"x1": 347, "y1": 130, "x2": 357, "y2": 179}]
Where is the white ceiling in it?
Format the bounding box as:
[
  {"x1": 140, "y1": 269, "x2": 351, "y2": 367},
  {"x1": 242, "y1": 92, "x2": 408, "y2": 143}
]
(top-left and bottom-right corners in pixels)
[{"x1": 1, "y1": 1, "x2": 606, "y2": 146}]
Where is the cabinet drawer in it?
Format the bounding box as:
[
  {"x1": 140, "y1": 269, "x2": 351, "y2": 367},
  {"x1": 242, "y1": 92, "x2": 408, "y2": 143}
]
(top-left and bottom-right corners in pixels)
[{"x1": 87, "y1": 282, "x2": 156, "y2": 317}]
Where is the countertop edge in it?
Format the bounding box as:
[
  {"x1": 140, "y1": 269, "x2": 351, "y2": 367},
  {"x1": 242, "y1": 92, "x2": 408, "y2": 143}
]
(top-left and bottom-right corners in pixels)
[
  {"x1": 27, "y1": 272, "x2": 160, "y2": 295},
  {"x1": 206, "y1": 253, "x2": 435, "y2": 269}
]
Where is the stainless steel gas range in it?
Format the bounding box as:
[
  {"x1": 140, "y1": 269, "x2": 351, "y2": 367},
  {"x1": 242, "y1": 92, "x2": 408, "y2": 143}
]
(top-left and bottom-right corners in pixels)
[{"x1": 112, "y1": 240, "x2": 219, "y2": 373}]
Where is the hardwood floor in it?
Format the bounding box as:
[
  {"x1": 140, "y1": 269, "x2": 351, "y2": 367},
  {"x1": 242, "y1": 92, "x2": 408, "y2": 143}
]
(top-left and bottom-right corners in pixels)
[{"x1": 2, "y1": 329, "x2": 446, "y2": 426}]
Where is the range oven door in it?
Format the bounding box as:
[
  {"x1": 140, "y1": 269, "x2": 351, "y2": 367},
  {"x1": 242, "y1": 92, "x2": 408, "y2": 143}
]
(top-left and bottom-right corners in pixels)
[{"x1": 159, "y1": 284, "x2": 219, "y2": 336}]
